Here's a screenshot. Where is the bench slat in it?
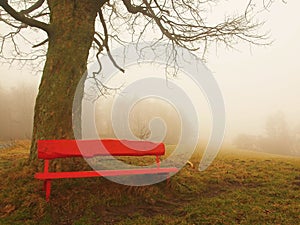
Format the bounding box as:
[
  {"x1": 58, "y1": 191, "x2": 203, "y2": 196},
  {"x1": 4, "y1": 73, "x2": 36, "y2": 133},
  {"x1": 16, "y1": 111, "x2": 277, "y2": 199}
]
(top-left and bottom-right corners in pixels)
[
  {"x1": 38, "y1": 139, "x2": 165, "y2": 159},
  {"x1": 35, "y1": 167, "x2": 178, "y2": 179}
]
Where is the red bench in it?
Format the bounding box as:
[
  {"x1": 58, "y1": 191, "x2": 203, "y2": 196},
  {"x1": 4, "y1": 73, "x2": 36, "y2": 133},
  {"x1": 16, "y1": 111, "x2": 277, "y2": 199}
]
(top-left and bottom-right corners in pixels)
[{"x1": 35, "y1": 139, "x2": 178, "y2": 201}]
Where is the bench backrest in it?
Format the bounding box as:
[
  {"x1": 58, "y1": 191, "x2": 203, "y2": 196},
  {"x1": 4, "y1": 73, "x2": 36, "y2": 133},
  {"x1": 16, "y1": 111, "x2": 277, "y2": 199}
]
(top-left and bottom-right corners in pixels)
[{"x1": 37, "y1": 139, "x2": 165, "y2": 160}]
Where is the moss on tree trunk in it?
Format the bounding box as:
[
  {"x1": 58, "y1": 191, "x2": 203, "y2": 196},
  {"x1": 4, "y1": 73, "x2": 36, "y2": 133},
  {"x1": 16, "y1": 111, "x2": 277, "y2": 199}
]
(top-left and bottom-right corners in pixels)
[{"x1": 30, "y1": 0, "x2": 98, "y2": 161}]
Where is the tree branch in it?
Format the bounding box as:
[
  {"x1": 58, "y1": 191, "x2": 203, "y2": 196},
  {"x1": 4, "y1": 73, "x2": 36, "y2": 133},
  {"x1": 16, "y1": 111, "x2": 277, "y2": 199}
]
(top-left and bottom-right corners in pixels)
[
  {"x1": 32, "y1": 38, "x2": 48, "y2": 48},
  {"x1": 20, "y1": 0, "x2": 45, "y2": 14},
  {"x1": 98, "y1": 9, "x2": 125, "y2": 73},
  {"x1": 0, "y1": 0, "x2": 49, "y2": 33},
  {"x1": 122, "y1": 0, "x2": 151, "y2": 16}
]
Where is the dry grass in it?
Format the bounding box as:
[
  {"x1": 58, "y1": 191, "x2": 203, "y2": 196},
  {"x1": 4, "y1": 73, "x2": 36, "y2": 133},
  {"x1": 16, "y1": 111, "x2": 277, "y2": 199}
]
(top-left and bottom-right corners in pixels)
[{"x1": 0, "y1": 141, "x2": 299, "y2": 224}]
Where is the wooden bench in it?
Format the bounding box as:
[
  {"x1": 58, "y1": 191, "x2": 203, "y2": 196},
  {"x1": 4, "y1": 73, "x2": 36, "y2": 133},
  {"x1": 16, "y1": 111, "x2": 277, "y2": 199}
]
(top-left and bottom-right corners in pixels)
[{"x1": 35, "y1": 139, "x2": 178, "y2": 201}]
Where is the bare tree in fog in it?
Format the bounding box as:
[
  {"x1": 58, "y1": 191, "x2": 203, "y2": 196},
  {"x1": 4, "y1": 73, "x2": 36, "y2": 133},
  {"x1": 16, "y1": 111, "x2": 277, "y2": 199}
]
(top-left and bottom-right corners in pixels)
[
  {"x1": 234, "y1": 112, "x2": 300, "y2": 156},
  {"x1": 293, "y1": 124, "x2": 300, "y2": 155},
  {"x1": 262, "y1": 112, "x2": 292, "y2": 155},
  {"x1": 95, "y1": 97, "x2": 181, "y2": 143},
  {"x1": 0, "y1": 0, "x2": 280, "y2": 161}
]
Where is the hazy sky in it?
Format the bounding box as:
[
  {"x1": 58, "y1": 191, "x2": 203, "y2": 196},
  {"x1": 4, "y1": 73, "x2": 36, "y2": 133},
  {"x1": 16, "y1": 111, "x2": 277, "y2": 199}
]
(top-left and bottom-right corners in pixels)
[
  {"x1": 206, "y1": 0, "x2": 300, "y2": 138},
  {"x1": 0, "y1": 0, "x2": 299, "y2": 141}
]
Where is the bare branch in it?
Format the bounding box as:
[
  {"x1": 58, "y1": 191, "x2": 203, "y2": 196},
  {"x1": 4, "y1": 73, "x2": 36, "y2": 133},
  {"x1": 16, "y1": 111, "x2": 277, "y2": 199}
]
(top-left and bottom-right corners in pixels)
[
  {"x1": 32, "y1": 38, "x2": 48, "y2": 48},
  {"x1": 0, "y1": 0, "x2": 281, "y2": 81},
  {"x1": 98, "y1": 9, "x2": 125, "y2": 73},
  {"x1": 122, "y1": 0, "x2": 151, "y2": 16},
  {"x1": 0, "y1": 0, "x2": 49, "y2": 33},
  {"x1": 20, "y1": 0, "x2": 45, "y2": 15}
]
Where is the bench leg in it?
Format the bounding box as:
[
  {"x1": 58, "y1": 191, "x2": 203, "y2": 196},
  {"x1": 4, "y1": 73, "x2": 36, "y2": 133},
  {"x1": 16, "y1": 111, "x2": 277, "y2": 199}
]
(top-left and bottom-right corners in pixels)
[{"x1": 44, "y1": 179, "x2": 51, "y2": 202}]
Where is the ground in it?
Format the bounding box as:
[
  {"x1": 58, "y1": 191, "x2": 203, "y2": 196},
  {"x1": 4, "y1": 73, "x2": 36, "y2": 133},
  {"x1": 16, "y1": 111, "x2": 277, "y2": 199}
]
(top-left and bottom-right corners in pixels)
[{"x1": 0, "y1": 140, "x2": 299, "y2": 225}]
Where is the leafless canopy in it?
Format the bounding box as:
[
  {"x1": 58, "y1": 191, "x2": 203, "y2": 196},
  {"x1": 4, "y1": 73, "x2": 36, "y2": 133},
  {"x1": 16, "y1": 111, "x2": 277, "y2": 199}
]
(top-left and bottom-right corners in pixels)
[{"x1": 0, "y1": 0, "x2": 282, "y2": 70}]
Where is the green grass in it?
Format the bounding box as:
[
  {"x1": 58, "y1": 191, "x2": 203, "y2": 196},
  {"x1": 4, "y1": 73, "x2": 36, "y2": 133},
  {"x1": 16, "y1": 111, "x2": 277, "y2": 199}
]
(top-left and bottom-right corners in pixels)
[{"x1": 0, "y1": 141, "x2": 299, "y2": 225}]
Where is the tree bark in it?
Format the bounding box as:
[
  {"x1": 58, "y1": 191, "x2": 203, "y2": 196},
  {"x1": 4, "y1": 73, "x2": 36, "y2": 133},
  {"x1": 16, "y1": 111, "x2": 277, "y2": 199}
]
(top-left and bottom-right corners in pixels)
[{"x1": 30, "y1": 0, "x2": 98, "y2": 161}]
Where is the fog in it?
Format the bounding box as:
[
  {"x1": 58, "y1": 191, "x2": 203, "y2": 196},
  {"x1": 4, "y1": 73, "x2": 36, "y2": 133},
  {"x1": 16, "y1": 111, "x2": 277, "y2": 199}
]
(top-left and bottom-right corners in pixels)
[
  {"x1": 0, "y1": 81, "x2": 36, "y2": 140},
  {"x1": 0, "y1": 1, "x2": 300, "y2": 156}
]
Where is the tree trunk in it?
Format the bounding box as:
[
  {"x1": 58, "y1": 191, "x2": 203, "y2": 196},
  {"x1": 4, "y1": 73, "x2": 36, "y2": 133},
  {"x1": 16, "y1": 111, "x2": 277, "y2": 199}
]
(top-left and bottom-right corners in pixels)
[{"x1": 29, "y1": 0, "x2": 98, "y2": 161}]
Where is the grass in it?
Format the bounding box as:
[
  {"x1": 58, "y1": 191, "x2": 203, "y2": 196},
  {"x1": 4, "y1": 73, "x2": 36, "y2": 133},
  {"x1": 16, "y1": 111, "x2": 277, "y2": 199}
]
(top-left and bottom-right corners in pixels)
[{"x1": 0, "y1": 141, "x2": 299, "y2": 225}]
